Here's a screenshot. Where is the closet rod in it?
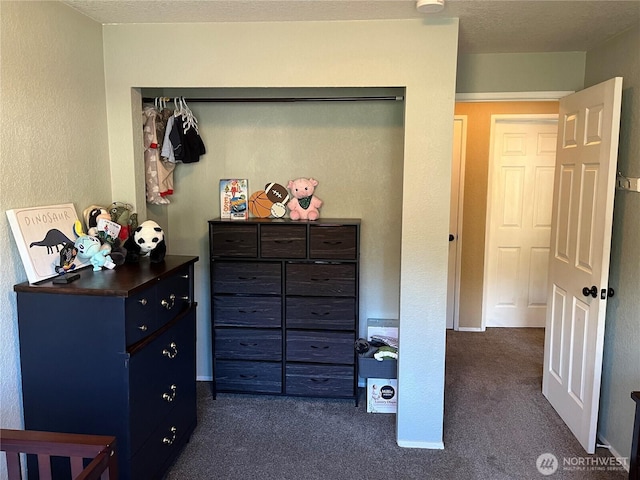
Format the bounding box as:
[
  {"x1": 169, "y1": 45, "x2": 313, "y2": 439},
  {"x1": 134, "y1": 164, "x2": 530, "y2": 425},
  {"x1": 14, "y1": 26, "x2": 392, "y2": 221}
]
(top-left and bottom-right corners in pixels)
[{"x1": 142, "y1": 96, "x2": 403, "y2": 104}]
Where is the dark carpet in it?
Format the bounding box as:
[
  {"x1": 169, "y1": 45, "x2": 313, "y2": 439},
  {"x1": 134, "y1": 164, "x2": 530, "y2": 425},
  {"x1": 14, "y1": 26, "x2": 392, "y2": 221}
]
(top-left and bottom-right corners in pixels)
[{"x1": 166, "y1": 328, "x2": 627, "y2": 479}]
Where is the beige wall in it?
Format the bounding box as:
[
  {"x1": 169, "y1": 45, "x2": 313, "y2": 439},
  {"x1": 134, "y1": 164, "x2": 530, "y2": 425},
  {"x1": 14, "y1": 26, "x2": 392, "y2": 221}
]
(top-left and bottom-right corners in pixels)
[
  {"x1": 102, "y1": 19, "x2": 459, "y2": 447},
  {"x1": 456, "y1": 52, "x2": 585, "y2": 93},
  {"x1": 453, "y1": 102, "x2": 559, "y2": 330},
  {"x1": 0, "y1": 0, "x2": 110, "y2": 460},
  {"x1": 142, "y1": 90, "x2": 405, "y2": 381},
  {"x1": 585, "y1": 25, "x2": 640, "y2": 463}
]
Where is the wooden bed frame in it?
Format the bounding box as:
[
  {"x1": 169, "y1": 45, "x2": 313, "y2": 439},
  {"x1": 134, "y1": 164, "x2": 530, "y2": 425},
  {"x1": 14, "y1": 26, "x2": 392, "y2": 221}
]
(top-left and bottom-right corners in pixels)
[{"x1": 0, "y1": 429, "x2": 117, "y2": 480}]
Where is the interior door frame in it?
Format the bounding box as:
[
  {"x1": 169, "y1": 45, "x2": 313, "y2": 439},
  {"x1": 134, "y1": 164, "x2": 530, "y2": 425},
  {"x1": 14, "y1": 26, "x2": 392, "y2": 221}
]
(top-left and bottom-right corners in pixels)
[
  {"x1": 448, "y1": 115, "x2": 468, "y2": 330},
  {"x1": 481, "y1": 113, "x2": 559, "y2": 330}
]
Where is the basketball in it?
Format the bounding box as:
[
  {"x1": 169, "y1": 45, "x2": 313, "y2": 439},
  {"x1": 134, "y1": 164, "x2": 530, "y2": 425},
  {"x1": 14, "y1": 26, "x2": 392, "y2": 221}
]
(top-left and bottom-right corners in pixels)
[{"x1": 248, "y1": 191, "x2": 273, "y2": 218}]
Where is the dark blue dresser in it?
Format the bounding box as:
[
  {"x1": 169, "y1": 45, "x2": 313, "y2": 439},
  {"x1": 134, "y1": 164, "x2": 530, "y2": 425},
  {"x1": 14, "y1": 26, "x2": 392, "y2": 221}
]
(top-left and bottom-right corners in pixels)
[{"x1": 14, "y1": 255, "x2": 198, "y2": 480}]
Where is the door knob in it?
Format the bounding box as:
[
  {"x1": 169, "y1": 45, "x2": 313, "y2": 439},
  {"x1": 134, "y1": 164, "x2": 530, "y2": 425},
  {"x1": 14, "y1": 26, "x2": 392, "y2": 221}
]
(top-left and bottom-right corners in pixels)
[
  {"x1": 449, "y1": 234, "x2": 455, "y2": 242},
  {"x1": 582, "y1": 286, "x2": 598, "y2": 298},
  {"x1": 601, "y1": 288, "x2": 615, "y2": 299}
]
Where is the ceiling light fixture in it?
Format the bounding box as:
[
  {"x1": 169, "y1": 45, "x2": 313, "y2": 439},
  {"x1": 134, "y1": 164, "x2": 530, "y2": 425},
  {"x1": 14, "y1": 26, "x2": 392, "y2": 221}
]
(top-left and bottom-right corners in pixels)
[{"x1": 416, "y1": 0, "x2": 445, "y2": 14}]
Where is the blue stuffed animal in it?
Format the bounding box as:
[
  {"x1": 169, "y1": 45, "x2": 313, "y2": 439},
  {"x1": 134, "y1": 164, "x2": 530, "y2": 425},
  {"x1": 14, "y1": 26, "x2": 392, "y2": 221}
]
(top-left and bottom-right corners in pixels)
[{"x1": 74, "y1": 235, "x2": 115, "y2": 271}]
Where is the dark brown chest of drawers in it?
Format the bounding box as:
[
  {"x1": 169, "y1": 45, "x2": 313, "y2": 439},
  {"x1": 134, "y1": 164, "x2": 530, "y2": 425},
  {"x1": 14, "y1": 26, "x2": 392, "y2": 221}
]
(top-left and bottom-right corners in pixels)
[
  {"x1": 14, "y1": 255, "x2": 198, "y2": 480},
  {"x1": 209, "y1": 218, "x2": 360, "y2": 403}
]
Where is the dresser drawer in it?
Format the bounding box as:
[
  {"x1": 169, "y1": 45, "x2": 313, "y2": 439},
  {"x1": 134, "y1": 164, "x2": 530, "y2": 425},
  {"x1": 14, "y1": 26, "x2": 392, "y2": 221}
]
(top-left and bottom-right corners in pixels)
[
  {"x1": 286, "y1": 263, "x2": 356, "y2": 297},
  {"x1": 215, "y1": 360, "x2": 282, "y2": 393},
  {"x1": 156, "y1": 266, "x2": 192, "y2": 328},
  {"x1": 286, "y1": 331, "x2": 355, "y2": 364},
  {"x1": 286, "y1": 297, "x2": 355, "y2": 330},
  {"x1": 213, "y1": 261, "x2": 281, "y2": 295},
  {"x1": 210, "y1": 223, "x2": 258, "y2": 257},
  {"x1": 125, "y1": 288, "x2": 158, "y2": 345},
  {"x1": 286, "y1": 364, "x2": 354, "y2": 397},
  {"x1": 309, "y1": 225, "x2": 357, "y2": 260},
  {"x1": 260, "y1": 224, "x2": 307, "y2": 259},
  {"x1": 130, "y1": 392, "x2": 196, "y2": 480},
  {"x1": 213, "y1": 296, "x2": 281, "y2": 328},
  {"x1": 215, "y1": 328, "x2": 282, "y2": 360},
  {"x1": 125, "y1": 267, "x2": 193, "y2": 347},
  {"x1": 129, "y1": 309, "x2": 196, "y2": 453}
]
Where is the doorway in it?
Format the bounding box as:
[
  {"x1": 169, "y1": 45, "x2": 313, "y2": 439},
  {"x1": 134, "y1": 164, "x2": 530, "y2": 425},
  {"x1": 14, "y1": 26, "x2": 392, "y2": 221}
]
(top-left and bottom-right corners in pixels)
[
  {"x1": 449, "y1": 100, "x2": 561, "y2": 331},
  {"x1": 482, "y1": 115, "x2": 558, "y2": 328}
]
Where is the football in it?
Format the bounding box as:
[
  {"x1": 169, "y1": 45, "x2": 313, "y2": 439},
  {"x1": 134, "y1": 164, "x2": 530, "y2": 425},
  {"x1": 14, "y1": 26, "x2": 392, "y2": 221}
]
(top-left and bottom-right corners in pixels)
[{"x1": 264, "y1": 182, "x2": 289, "y2": 204}]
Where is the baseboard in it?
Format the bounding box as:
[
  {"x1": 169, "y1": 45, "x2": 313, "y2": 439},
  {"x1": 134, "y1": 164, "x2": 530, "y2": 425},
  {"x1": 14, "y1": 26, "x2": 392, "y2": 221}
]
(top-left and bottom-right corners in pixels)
[
  {"x1": 397, "y1": 439, "x2": 445, "y2": 449},
  {"x1": 456, "y1": 327, "x2": 485, "y2": 332},
  {"x1": 597, "y1": 434, "x2": 630, "y2": 473},
  {"x1": 197, "y1": 375, "x2": 214, "y2": 381}
]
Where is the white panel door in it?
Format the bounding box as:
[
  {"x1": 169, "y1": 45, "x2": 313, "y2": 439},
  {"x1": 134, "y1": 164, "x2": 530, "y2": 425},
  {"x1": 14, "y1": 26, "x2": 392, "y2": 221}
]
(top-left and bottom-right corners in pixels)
[
  {"x1": 542, "y1": 77, "x2": 623, "y2": 454},
  {"x1": 484, "y1": 117, "x2": 558, "y2": 327},
  {"x1": 447, "y1": 116, "x2": 467, "y2": 329}
]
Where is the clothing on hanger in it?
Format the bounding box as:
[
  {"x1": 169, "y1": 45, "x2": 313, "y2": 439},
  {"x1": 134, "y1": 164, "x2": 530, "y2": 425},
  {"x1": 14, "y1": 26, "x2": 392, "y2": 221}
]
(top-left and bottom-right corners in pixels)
[
  {"x1": 143, "y1": 104, "x2": 173, "y2": 204},
  {"x1": 165, "y1": 97, "x2": 206, "y2": 164}
]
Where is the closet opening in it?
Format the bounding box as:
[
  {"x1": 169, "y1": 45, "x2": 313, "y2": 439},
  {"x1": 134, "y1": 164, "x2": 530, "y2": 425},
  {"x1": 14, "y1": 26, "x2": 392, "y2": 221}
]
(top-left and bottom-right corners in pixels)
[{"x1": 138, "y1": 86, "x2": 406, "y2": 383}]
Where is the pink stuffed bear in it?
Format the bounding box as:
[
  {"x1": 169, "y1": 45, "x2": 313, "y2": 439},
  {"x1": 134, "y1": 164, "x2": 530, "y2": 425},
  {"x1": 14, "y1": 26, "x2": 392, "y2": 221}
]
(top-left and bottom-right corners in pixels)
[{"x1": 287, "y1": 177, "x2": 323, "y2": 221}]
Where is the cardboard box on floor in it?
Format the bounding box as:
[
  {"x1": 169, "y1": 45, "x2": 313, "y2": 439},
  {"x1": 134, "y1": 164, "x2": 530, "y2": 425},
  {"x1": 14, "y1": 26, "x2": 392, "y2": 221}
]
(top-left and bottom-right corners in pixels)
[{"x1": 366, "y1": 378, "x2": 397, "y2": 413}]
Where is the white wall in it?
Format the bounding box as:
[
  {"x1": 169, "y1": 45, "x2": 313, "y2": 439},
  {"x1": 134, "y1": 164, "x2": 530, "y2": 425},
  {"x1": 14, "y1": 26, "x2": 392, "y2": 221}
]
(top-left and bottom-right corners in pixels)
[
  {"x1": 585, "y1": 25, "x2": 640, "y2": 463},
  {"x1": 103, "y1": 19, "x2": 459, "y2": 448},
  {"x1": 0, "y1": 1, "x2": 110, "y2": 476}
]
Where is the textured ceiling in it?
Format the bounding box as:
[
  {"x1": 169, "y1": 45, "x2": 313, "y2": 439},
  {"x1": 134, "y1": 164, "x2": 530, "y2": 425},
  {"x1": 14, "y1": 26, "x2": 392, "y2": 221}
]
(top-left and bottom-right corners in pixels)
[{"x1": 61, "y1": 0, "x2": 640, "y2": 54}]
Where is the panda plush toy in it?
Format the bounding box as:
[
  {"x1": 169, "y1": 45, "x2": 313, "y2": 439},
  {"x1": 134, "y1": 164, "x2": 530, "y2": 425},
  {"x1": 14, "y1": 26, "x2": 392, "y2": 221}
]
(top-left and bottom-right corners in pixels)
[{"x1": 124, "y1": 220, "x2": 166, "y2": 264}]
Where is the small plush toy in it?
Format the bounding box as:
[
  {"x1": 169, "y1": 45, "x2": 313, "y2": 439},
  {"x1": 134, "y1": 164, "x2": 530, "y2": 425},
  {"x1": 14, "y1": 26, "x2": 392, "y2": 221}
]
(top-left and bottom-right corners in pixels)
[
  {"x1": 74, "y1": 235, "x2": 115, "y2": 271},
  {"x1": 287, "y1": 177, "x2": 323, "y2": 221},
  {"x1": 108, "y1": 202, "x2": 138, "y2": 241},
  {"x1": 83, "y1": 205, "x2": 111, "y2": 237},
  {"x1": 123, "y1": 220, "x2": 166, "y2": 263},
  {"x1": 265, "y1": 182, "x2": 290, "y2": 218}
]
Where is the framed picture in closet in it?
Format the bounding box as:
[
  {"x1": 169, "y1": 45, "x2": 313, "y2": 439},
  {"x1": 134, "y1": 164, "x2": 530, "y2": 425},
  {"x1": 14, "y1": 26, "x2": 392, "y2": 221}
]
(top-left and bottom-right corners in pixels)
[{"x1": 7, "y1": 203, "x2": 90, "y2": 284}]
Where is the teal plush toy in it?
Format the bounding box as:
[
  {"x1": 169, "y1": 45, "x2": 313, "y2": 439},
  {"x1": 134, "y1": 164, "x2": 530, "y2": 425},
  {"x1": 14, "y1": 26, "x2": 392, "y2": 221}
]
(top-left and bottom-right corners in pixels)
[{"x1": 74, "y1": 235, "x2": 115, "y2": 271}]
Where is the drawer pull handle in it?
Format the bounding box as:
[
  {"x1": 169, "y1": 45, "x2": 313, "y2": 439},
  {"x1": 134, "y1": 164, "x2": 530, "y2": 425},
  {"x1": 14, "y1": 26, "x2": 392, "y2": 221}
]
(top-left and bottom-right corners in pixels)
[
  {"x1": 239, "y1": 342, "x2": 259, "y2": 347},
  {"x1": 310, "y1": 378, "x2": 330, "y2": 383},
  {"x1": 274, "y1": 240, "x2": 293, "y2": 244},
  {"x1": 311, "y1": 278, "x2": 330, "y2": 282},
  {"x1": 310, "y1": 345, "x2": 330, "y2": 350},
  {"x1": 311, "y1": 312, "x2": 330, "y2": 317},
  {"x1": 162, "y1": 426, "x2": 177, "y2": 445},
  {"x1": 162, "y1": 384, "x2": 177, "y2": 402},
  {"x1": 162, "y1": 342, "x2": 178, "y2": 359},
  {"x1": 238, "y1": 309, "x2": 258, "y2": 314},
  {"x1": 323, "y1": 241, "x2": 343, "y2": 246},
  {"x1": 238, "y1": 276, "x2": 257, "y2": 281},
  {"x1": 138, "y1": 324, "x2": 148, "y2": 332},
  {"x1": 225, "y1": 239, "x2": 243, "y2": 243},
  {"x1": 138, "y1": 298, "x2": 148, "y2": 306},
  {"x1": 161, "y1": 294, "x2": 176, "y2": 310},
  {"x1": 240, "y1": 374, "x2": 258, "y2": 379}
]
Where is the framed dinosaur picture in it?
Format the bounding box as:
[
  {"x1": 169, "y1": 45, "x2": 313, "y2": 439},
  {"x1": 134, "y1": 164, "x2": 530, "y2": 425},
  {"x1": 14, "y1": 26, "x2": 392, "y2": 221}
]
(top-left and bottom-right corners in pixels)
[{"x1": 6, "y1": 203, "x2": 89, "y2": 284}]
